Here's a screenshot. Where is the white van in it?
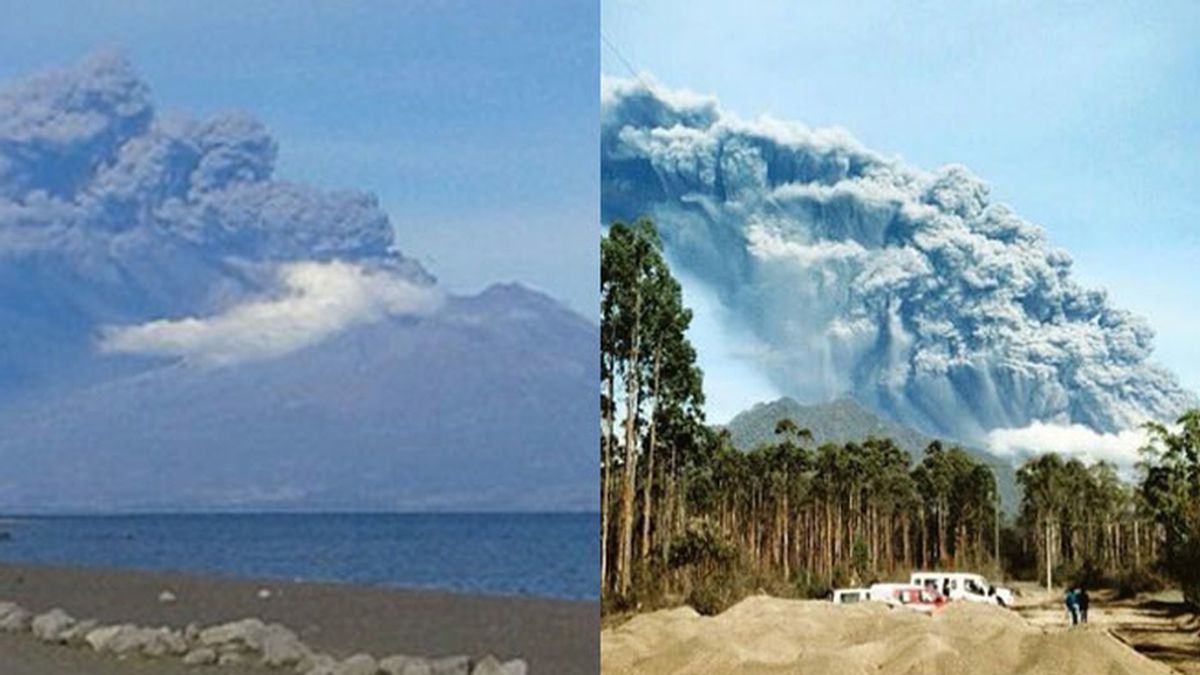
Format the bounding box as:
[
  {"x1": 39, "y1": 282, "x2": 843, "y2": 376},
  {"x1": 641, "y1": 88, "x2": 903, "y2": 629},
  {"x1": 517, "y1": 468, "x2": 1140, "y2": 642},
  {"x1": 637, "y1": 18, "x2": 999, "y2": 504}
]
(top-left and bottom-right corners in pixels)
[
  {"x1": 909, "y1": 571, "x2": 1014, "y2": 607},
  {"x1": 831, "y1": 587, "x2": 871, "y2": 604}
]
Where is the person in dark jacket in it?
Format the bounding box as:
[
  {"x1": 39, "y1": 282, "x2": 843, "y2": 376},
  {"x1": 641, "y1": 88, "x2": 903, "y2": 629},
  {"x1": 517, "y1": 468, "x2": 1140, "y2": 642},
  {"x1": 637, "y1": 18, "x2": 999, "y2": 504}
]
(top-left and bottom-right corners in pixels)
[
  {"x1": 1078, "y1": 587, "x2": 1090, "y2": 624},
  {"x1": 1064, "y1": 587, "x2": 1079, "y2": 625}
]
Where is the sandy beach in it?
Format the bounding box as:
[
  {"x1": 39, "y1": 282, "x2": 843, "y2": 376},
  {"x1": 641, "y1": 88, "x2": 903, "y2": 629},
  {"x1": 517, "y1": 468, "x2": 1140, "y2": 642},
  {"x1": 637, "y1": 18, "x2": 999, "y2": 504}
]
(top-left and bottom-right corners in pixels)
[
  {"x1": 601, "y1": 589, "x2": 1195, "y2": 674},
  {"x1": 0, "y1": 562, "x2": 598, "y2": 674}
]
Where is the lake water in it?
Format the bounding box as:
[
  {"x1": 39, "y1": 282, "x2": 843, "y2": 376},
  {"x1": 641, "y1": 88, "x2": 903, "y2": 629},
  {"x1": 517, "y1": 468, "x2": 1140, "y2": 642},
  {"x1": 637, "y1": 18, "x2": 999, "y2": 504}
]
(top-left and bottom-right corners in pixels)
[{"x1": 0, "y1": 513, "x2": 598, "y2": 601}]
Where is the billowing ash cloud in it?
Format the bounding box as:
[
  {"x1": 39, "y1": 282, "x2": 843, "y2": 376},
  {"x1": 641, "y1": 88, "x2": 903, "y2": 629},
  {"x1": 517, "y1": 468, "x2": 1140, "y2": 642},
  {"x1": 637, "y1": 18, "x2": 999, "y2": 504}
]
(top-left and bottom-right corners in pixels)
[
  {"x1": 0, "y1": 52, "x2": 432, "y2": 371},
  {"x1": 601, "y1": 75, "x2": 1196, "y2": 442},
  {"x1": 101, "y1": 260, "x2": 441, "y2": 365}
]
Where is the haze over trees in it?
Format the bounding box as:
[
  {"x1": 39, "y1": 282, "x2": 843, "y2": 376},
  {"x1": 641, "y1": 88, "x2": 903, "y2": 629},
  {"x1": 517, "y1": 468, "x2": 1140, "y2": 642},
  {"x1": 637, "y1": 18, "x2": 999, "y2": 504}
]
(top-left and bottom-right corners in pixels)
[{"x1": 601, "y1": 217, "x2": 1200, "y2": 614}]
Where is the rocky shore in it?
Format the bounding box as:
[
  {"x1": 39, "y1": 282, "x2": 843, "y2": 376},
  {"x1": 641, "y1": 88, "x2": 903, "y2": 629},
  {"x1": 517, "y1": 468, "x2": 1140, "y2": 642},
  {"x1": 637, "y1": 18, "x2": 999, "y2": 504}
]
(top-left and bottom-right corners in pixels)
[
  {"x1": 0, "y1": 563, "x2": 597, "y2": 674},
  {"x1": 1, "y1": 601, "x2": 524, "y2": 673}
]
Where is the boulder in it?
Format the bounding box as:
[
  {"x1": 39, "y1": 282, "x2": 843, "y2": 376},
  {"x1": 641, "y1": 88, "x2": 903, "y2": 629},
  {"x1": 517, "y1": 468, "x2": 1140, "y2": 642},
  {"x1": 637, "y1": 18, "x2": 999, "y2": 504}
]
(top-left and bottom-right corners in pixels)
[
  {"x1": 199, "y1": 617, "x2": 267, "y2": 648},
  {"x1": 85, "y1": 624, "x2": 132, "y2": 652},
  {"x1": 334, "y1": 653, "x2": 379, "y2": 675},
  {"x1": 84, "y1": 623, "x2": 186, "y2": 657},
  {"x1": 31, "y1": 608, "x2": 74, "y2": 643},
  {"x1": 430, "y1": 655, "x2": 471, "y2": 675},
  {"x1": 183, "y1": 647, "x2": 218, "y2": 665},
  {"x1": 142, "y1": 627, "x2": 188, "y2": 657},
  {"x1": 398, "y1": 659, "x2": 433, "y2": 675},
  {"x1": 261, "y1": 625, "x2": 311, "y2": 667},
  {"x1": 470, "y1": 657, "x2": 528, "y2": 675},
  {"x1": 379, "y1": 655, "x2": 415, "y2": 675},
  {"x1": 158, "y1": 590, "x2": 178, "y2": 604},
  {"x1": 0, "y1": 603, "x2": 31, "y2": 632},
  {"x1": 219, "y1": 651, "x2": 246, "y2": 666},
  {"x1": 298, "y1": 652, "x2": 338, "y2": 674},
  {"x1": 61, "y1": 618, "x2": 99, "y2": 646}
]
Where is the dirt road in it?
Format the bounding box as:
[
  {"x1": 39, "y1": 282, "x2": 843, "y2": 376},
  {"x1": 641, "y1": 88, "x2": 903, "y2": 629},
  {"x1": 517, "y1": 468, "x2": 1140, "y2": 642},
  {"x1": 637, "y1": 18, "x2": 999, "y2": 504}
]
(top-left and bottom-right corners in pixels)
[{"x1": 1013, "y1": 583, "x2": 1200, "y2": 674}]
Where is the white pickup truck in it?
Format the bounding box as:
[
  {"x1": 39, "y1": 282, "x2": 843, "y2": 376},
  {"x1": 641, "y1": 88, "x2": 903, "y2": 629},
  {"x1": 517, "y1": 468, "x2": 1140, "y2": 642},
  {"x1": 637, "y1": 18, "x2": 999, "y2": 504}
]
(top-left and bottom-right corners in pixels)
[{"x1": 909, "y1": 571, "x2": 1014, "y2": 607}]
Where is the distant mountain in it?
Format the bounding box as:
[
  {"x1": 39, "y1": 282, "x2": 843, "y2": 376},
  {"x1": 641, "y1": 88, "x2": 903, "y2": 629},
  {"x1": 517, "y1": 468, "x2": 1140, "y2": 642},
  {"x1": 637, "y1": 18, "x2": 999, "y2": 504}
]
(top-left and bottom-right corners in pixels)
[
  {"x1": 0, "y1": 54, "x2": 596, "y2": 512},
  {"x1": 723, "y1": 396, "x2": 1018, "y2": 510},
  {"x1": 0, "y1": 283, "x2": 597, "y2": 512}
]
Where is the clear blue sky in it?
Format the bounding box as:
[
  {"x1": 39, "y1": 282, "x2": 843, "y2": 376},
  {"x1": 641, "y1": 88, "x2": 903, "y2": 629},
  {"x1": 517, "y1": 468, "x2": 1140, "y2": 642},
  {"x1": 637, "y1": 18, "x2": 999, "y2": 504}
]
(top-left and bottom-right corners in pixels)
[
  {"x1": 0, "y1": 0, "x2": 598, "y2": 315},
  {"x1": 603, "y1": 0, "x2": 1200, "y2": 409}
]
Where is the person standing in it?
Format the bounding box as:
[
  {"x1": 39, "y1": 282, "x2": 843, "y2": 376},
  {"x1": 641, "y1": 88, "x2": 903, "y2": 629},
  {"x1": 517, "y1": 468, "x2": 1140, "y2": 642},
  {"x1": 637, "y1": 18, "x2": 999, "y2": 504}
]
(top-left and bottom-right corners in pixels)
[
  {"x1": 1064, "y1": 587, "x2": 1079, "y2": 625},
  {"x1": 1078, "y1": 587, "x2": 1090, "y2": 624}
]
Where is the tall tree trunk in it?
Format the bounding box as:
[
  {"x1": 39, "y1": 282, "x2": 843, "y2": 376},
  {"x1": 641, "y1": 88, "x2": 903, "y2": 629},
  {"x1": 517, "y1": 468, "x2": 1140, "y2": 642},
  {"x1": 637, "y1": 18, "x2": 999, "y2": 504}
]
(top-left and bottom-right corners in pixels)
[
  {"x1": 663, "y1": 442, "x2": 677, "y2": 567},
  {"x1": 616, "y1": 290, "x2": 642, "y2": 598},
  {"x1": 640, "y1": 345, "x2": 662, "y2": 567},
  {"x1": 601, "y1": 354, "x2": 615, "y2": 594}
]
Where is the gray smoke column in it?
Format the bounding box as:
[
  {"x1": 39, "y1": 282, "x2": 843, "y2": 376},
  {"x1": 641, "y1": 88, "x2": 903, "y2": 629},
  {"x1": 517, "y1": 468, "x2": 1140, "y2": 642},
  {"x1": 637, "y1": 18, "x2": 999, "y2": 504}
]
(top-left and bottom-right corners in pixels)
[
  {"x1": 601, "y1": 75, "x2": 1195, "y2": 443},
  {"x1": 0, "y1": 52, "x2": 435, "y2": 376}
]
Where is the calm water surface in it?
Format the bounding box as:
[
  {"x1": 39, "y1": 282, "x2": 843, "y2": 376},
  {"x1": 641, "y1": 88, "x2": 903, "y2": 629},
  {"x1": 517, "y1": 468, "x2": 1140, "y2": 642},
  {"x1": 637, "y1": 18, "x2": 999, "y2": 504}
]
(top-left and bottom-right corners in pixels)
[{"x1": 0, "y1": 513, "x2": 598, "y2": 600}]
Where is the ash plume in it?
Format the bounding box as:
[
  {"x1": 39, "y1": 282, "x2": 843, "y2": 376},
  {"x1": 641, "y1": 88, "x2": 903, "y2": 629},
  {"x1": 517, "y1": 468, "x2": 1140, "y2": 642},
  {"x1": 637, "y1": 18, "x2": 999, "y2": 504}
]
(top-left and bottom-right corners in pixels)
[
  {"x1": 0, "y1": 52, "x2": 433, "y2": 372},
  {"x1": 601, "y1": 75, "x2": 1195, "y2": 444}
]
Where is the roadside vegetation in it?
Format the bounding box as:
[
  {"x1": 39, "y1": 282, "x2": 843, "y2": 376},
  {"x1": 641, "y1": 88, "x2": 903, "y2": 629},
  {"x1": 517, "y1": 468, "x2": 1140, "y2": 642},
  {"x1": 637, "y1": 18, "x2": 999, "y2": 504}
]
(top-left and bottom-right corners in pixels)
[{"x1": 600, "y1": 217, "x2": 1200, "y2": 616}]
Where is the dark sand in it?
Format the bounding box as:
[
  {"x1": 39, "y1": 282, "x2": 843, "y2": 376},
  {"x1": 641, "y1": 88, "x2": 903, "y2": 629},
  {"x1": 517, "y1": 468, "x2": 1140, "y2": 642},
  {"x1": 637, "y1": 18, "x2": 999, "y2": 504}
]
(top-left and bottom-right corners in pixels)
[{"x1": 0, "y1": 562, "x2": 598, "y2": 674}]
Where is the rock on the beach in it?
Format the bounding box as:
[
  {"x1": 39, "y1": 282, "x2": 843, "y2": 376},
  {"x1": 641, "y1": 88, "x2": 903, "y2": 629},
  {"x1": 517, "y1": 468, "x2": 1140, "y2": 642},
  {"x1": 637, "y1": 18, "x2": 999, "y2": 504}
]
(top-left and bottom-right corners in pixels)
[
  {"x1": 183, "y1": 647, "x2": 218, "y2": 665},
  {"x1": 297, "y1": 652, "x2": 338, "y2": 675},
  {"x1": 85, "y1": 625, "x2": 124, "y2": 652},
  {"x1": 85, "y1": 624, "x2": 139, "y2": 654},
  {"x1": 0, "y1": 602, "x2": 32, "y2": 632},
  {"x1": 379, "y1": 655, "x2": 415, "y2": 675},
  {"x1": 142, "y1": 627, "x2": 188, "y2": 657},
  {"x1": 31, "y1": 608, "x2": 75, "y2": 643},
  {"x1": 158, "y1": 590, "x2": 178, "y2": 604},
  {"x1": 257, "y1": 588, "x2": 273, "y2": 600},
  {"x1": 61, "y1": 618, "x2": 99, "y2": 646},
  {"x1": 199, "y1": 617, "x2": 267, "y2": 648},
  {"x1": 334, "y1": 653, "x2": 379, "y2": 675},
  {"x1": 470, "y1": 657, "x2": 528, "y2": 675},
  {"x1": 379, "y1": 656, "x2": 433, "y2": 675},
  {"x1": 261, "y1": 624, "x2": 311, "y2": 667},
  {"x1": 400, "y1": 659, "x2": 433, "y2": 675},
  {"x1": 86, "y1": 623, "x2": 187, "y2": 657},
  {"x1": 431, "y1": 655, "x2": 471, "y2": 675},
  {"x1": 219, "y1": 651, "x2": 246, "y2": 666}
]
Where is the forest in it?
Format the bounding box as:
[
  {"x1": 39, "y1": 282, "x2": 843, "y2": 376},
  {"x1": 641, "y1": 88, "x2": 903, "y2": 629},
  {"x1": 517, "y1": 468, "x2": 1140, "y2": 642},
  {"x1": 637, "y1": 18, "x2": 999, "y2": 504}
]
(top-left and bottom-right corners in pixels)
[{"x1": 601, "y1": 218, "x2": 1200, "y2": 615}]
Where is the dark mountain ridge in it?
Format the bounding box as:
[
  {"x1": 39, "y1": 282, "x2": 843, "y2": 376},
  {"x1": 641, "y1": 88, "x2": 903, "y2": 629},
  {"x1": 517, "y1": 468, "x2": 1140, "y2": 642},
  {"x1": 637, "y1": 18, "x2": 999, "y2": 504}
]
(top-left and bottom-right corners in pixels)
[{"x1": 722, "y1": 396, "x2": 1018, "y2": 510}]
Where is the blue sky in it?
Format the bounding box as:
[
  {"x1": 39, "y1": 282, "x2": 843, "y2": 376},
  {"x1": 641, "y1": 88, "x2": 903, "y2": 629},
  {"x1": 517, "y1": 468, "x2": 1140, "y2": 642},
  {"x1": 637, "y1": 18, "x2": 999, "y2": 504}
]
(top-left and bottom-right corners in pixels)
[
  {"x1": 603, "y1": 0, "x2": 1200, "y2": 417},
  {"x1": 0, "y1": 0, "x2": 598, "y2": 315}
]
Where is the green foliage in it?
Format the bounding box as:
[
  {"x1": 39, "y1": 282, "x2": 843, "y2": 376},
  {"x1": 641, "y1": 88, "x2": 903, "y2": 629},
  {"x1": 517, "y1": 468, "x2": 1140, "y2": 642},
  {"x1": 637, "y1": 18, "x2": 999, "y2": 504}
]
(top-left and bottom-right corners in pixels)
[
  {"x1": 851, "y1": 537, "x2": 870, "y2": 579},
  {"x1": 1138, "y1": 409, "x2": 1200, "y2": 604},
  {"x1": 669, "y1": 518, "x2": 736, "y2": 576},
  {"x1": 686, "y1": 574, "x2": 743, "y2": 616}
]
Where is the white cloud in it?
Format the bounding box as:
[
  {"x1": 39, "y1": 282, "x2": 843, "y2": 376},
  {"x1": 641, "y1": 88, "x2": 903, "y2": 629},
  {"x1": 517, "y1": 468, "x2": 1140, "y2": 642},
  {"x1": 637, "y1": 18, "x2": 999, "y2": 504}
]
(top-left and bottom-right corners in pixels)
[
  {"x1": 100, "y1": 260, "x2": 440, "y2": 365},
  {"x1": 985, "y1": 422, "x2": 1149, "y2": 468}
]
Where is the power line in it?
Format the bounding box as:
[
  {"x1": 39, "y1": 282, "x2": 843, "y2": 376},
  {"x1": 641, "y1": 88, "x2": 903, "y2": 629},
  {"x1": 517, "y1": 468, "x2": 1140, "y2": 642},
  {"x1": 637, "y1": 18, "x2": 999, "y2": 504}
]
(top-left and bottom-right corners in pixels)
[{"x1": 601, "y1": 31, "x2": 655, "y2": 92}]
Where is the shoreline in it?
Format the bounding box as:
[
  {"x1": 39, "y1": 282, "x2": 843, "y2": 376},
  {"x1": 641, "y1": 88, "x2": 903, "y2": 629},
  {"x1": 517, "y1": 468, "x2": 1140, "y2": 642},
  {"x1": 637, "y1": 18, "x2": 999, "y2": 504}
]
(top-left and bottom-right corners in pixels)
[{"x1": 0, "y1": 562, "x2": 598, "y2": 673}]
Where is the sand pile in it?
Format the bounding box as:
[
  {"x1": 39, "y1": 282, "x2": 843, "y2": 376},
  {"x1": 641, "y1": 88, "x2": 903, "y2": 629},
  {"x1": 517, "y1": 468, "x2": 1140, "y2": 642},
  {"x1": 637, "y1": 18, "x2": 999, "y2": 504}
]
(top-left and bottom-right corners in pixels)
[{"x1": 601, "y1": 596, "x2": 1175, "y2": 675}]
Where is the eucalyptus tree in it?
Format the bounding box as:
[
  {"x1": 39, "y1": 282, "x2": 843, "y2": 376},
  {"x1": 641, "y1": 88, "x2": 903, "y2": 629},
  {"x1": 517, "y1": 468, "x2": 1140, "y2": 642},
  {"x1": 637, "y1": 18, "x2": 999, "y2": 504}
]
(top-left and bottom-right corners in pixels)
[
  {"x1": 601, "y1": 217, "x2": 707, "y2": 601},
  {"x1": 1139, "y1": 409, "x2": 1200, "y2": 602},
  {"x1": 601, "y1": 218, "x2": 663, "y2": 597}
]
